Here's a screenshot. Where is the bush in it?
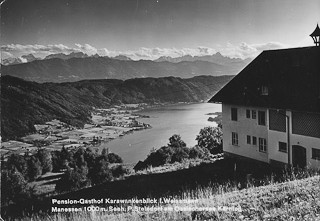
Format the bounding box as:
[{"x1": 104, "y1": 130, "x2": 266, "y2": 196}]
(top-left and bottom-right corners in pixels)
[
  {"x1": 189, "y1": 146, "x2": 210, "y2": 159},
  {"x1": 112, "y1": 165, "x2": 127, "y2": 178},
  {"x1": 136, "y1": 135, "x2": 192, "y2": 169},
  {"x1": 145, "y1": 150, "x2": 167, "y2": 167},
  {"x1": 108, "y1": 153, "x2": 123, "y2": 163},
  {"x1": 134, "y1": 161, "x2": 147, "y2": 171},
  {"x1": 55, "y1": 165, "x2": 89, "y2": 192},
  {"x1": 171, "y1": 147, "x2": 190, "y2": 163},
  {"x1": 145, "y1": 146, "x2": 174, "y2": 167}
]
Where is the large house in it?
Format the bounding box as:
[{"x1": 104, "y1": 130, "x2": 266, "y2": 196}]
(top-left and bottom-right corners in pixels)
[{"x1": 209, "y1": 27, "x2": 320, "y2": 169}]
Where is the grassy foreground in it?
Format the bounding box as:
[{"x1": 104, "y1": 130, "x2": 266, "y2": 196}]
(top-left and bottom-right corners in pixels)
[{"x1": 26, "y1": 171, "x2": 320, "y2": 221}]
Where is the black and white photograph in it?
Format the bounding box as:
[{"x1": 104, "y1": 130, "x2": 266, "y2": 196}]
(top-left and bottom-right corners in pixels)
[{"x1": 1, "y1": 0, "x2": 320, "y2": 220}]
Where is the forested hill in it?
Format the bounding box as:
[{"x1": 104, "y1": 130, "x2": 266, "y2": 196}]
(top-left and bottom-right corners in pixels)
[{"x1": 1, "y1": 75, "x2": 233, "y2": 140}]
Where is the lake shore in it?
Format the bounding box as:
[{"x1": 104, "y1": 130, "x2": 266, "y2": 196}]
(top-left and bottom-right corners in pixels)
[{"x1": 1, "y1": 104, "x2": 154, "y2": 158}]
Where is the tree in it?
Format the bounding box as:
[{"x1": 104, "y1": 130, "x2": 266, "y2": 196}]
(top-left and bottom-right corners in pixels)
[
  {"x1": 36, "y1": 148, "x2": 53, "y2": 174},
  {"x1": 168, "y1": 134, "x2": 186, "y2": 148},
  {"x1": 26, "y1": 156, "x2": 42, "y2": 181},
  {"x1": 60, "y1": 146, "x2": 73, "y2": 169},
  {"x1": 89, "y1": 159, "x2": 113, "y2": 185},
  {"x1": 84, "y1": 147, "x2": 98, "y2": 169},
  {"x1": 6, "y1": 153, "x2": 28, "y2": 177},
  {"x1": 100, "y1": 147, "x2": 109, "y2": 161},
  {"x1": 196, "y1": 126, "x2": 223, "y2": 154},
  {"x1": 51, "y1": 150, "x2": 62, "y2": 172},
  {"x1": 1, "y1": 169, "x2": 30, "y2": 206},
  {"x1": 73, "y1": 148, "x2": 87, "y2": 168}
]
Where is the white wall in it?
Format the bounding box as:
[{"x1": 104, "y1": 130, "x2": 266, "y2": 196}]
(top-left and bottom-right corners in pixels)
[
  {"x1": 268, "y1": 130, "x2": 288, "y2": 163},
  {"x1": 291, "y1": 134, "x2": 320, "y2": 169},
  {"x1": 222, "y1": 103, "x2": 269, "y2": 163},
  {"x1": 268, "y1": 110, "x2": 320, "y2": 169}
]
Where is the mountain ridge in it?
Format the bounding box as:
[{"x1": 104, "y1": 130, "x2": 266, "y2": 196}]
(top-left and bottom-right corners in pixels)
[{"x1": 2, "y1": 56, "x2": 244, "y2": 83}]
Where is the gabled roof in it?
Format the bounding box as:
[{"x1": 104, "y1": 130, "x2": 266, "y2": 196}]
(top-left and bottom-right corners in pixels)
[{"x1": 209, "y1": 47, "x2": 320, "y2": 113}]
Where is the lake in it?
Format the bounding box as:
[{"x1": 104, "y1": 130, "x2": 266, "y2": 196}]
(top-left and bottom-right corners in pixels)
[{"x1": 101, "y1": 103, "x2": 221, "y2": 164}]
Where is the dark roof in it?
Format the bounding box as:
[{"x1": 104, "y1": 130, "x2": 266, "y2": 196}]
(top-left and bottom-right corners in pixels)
[
  {"x1": 310, "y1": 24, "x2": 320, "y2": 36},
  {"x1": 209, "y1": 47, "x2": 320, "y2": 113}
]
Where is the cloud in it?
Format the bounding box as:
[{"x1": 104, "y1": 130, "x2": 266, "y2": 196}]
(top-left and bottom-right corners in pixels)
[
  {"x1": 1, "y1": 51, "x2": 14, "y2": 59},
  {"x1": 115, "y1": 47, "x2": 217, "y2": 60},
  {"x1": 1, "y1": 42, "x2": 288, "y2": 60},
  {"x1": 1, "y1": 44, "x2": 78, "y2": 58},
  {"x1": 75, "y1": 43, "x2": 98, "y2": 55},
  {"x1": 219, "y1": 42, "x2": 287, "y2": 59}
]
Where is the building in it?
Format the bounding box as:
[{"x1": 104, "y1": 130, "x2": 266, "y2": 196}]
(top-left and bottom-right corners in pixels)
[{"x1": 209, "y1": 26, "x2": 320, "y2": 169}]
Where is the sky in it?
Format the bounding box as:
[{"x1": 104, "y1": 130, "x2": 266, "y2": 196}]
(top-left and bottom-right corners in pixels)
[{"x1": 1, "y1": 0, "x2": 320, "y2": 60}]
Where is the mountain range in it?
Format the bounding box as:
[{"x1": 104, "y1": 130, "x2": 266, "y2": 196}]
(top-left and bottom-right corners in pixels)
[
  {"x1": 1, "y1": 75, "x2": 233, "y2": 140},
  {"x1": 154, "y1": 52, "x2": 251, "y2": 65},
  {"x1": 2, "y1": 52, "x2": 249, "y2": 83},
  {"x1": 43, "y1": 52, "x2": 89, "y2": 60}
]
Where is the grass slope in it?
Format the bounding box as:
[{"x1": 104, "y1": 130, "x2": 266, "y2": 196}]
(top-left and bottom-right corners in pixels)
[{"x1": 31, "y1": 175, "x2": 320, "y2": 221}]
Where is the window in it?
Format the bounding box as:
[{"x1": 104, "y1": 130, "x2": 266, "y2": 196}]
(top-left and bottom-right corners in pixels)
[
  {"x1": 246, "y1": 110, "x2": 251, "y2": 118},
  {"x1": 247, "y1": 135, "x2": 251, "y2": 144},
  {"x1": 259, "y1": 138, "x2": 267, "y2": 152},
  {"x1": 232, "y1": 132, "x2": 239, "y2": 146},
  {"x1": 252, "y1": 110, "x2": 257, "y2": 119},
  {"x1": 279, "y1": 142, "x2": 287, "y2": 153},
  {"x1": 231, "y1": 108, "x2": 238, "y2": 121},
  {"x1": 252, "y1": 136, "x2": 257, "y2": 145},
  {"x1": 261, "y1": 86, "x2": 269, "y2": 95},
  {"x1": 312, "y1": 148, "x2": 320, "y2": 160},
  {"x1": 258, "y1": 111, "x2": 266, "y2": 126}
]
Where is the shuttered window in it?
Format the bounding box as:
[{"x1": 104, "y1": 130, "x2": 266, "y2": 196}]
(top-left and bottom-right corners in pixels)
[
  {"x1": 258, "y1": 111, "x2": 266, "y2": 126},
  {"x1": 292, "y1": 112, "x2": 320, "y2": 138},
  {"x1": 231, "y1": 108, "x2": 238, "y2": 121},
  {"x1": 269, "y1": 109, "x2": 286, "y2": 132}
]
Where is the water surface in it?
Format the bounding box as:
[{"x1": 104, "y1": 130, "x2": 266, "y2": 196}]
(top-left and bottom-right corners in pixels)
[{"x1": 101, "y1": 103, "x2": 221, "y2": 164}]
